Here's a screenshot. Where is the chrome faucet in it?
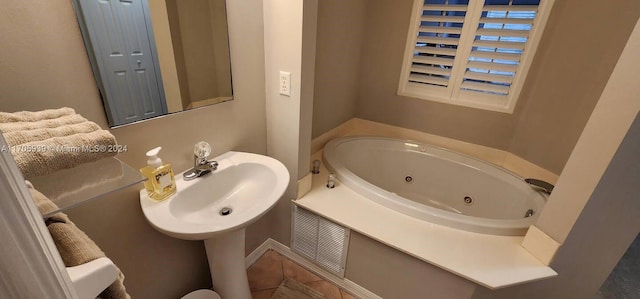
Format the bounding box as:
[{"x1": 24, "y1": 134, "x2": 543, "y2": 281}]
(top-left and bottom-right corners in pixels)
[
  {"x1": 184, "y1": 141, "x2": 218, "y2": 181},
  {"x1": 525, "y1": 178, "x2": 555, "y2": 195}
]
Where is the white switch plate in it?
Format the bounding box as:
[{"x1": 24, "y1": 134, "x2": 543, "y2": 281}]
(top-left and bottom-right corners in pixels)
[{"x1": 279, "y1": 71, "x2": 291, "y2": 96}]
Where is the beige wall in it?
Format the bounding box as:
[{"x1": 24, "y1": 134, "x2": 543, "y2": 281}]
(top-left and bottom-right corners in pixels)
[
  {"x1": 0, "y1": 1, "x2": 268, "y2": 298},
  {"x1": 176, "y1": 0, "x2": 221, "y2": 102},
  {"x1": 149, "y1": 0, "x2": 184, "y2": 113},
  {"x1": 312, "y1": 0, "x2": 640, "y2": 175},
  {"x1": 174, "y1": 0, "x2": 232, "y2": 104},
  {"x1": 151, "y1": 0, "x2": 233, "y2": 112},
  {"x1": 263, "y1": 0, "x2": 317, "y2": 246},
  {"x1": 209, "y1": 0, "x2": 233, "y2": 99},
  {"x1": 346, "y1": 232, "x2": 477, "y2": 299},
  {"x1": 473, "y1": 113, "x2": 640, "y2": 299},
  {"x1": 354, "y1": 0, "x2": 517, "y2": 150},
  {"x1": 311, "y1": 0, "x2": 367, "y2": 139},
  {"x1": 508, "y1": 0, "x2": 640, "y2": 173},
  {"x1": 0, "y1": 0, "x2": 109, "y2": 126},
  {"x1": 534, "y1": 15, "x2": 640, "y2": 244},
  {"x1": 473, "y1": 17, "x2": 640, "y2": 299}
]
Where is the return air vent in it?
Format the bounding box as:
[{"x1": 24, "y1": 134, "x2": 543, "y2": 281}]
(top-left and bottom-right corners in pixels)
[{"x1": 292, "y1": 205, "x2": 350, "y2": 277}]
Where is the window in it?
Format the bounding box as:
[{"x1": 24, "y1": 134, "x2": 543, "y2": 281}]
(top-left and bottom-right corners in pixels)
[{"x1": 398, "y1": 0, "x2": 554, "y2": 113}]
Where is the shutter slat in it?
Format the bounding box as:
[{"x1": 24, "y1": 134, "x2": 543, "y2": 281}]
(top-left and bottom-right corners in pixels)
[
  {"x1": 473, "y1": 39, "x2": 526, "y2": 50},
  {"x1": 408, "y1": 1, "x2": 468, "y2": 90},
  {"x1": 467, "y1": 61, "x2": 518, "y2": 72},
  {"x1": 419, "y1": 26, "x2": 463, "y2": 35},
  {"x1": 411, "y1": 65, "x2": 452, "y2": 76},
  {"x1": 418, "y1": 36, "x2": 459, "y2": 46},
  {"x1": 415, "y1": 46, "x2": 457, "y2": 56},
  {"x1": 476, "y1": 28, "x2": 530, "y2": 37},
  {"x1": 464, "y1": 70, "x2": 513, "y2": 84},
  {"x1": 409, "y1": 74, "x2": 449, "y2": 86},
  {"x1": 421, "y1": 15, "x2": 465, "y2": 23},
  {"x1": 480, "y1": 17, "x2": 534, "y2": 25},
  {"x1": 423, "y1": 4, "x2": 468, "y2": 12},
  {"x1": 469, "y1": 50, "x2": 521, "y2": 61},
  {"x1": 461, "y1": 81, "x2": 510, "y2": 94},
  {"x1": 413, "y1": 55, "x2": 455, "y2": 66},
  {"x1": 482, "y1": 5, "x2": 538, "y2": 12}
]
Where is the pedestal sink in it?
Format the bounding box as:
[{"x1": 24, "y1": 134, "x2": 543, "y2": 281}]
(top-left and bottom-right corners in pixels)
[{"x1": 140, "y1": 151, "x2": 289, "y2": 299}]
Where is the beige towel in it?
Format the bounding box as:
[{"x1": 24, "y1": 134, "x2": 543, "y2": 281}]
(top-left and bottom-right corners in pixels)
[
  {"x1": 0, "y1": 107, "x2": 76, "y2": 123},
  {"x1": 30, "y1": 184, "x2": 60, "y2": 215},
  {"x1": 11, "y1": 130, "x2": 118, "y2": 178},
  {"x1": 0, "y1": 114, "x2": 88, "y2": 133},
  {"x1": 29, "y1": 187, "x2": 130, "y2": 299},
  {"x1": 2, "y1": 122, "x2": 101, "y2": 146},
  {"x1": 0, "y1": 108, "x2": 117, "y2": 179}
]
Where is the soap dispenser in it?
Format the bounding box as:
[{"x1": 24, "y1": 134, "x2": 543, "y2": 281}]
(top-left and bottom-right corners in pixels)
[{"x1": 140, "y1": 147, "x2": 176, "y2": 200}]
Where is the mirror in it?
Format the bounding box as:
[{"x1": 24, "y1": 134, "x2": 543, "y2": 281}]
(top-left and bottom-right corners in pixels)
[{"x1": 73, "y1": 0, "x2": 233, "y2": 127}]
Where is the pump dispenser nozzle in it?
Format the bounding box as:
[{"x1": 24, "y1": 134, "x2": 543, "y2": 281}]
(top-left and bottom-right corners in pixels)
[{"x1": 146, "y1": 147, "x2": 163, "y2": 168}]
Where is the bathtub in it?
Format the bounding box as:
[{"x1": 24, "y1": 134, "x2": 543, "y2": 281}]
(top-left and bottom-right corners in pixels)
[{"x1": 322, "y1": 136, "x2": 547, "y2": 236}]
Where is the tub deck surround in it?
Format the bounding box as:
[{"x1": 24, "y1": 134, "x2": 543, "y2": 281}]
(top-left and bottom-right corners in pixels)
[
  {"x1": 295, "y1": 151, "x2": 557, "y2": 290},
  {"x1": 310, "y1": 118, "x2": 559, "y2": 185},
  {"x1": 323, "y1": 136, "x2": 547, "y2": 236}
]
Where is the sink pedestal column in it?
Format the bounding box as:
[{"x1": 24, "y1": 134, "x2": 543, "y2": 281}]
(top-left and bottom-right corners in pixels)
[{"x1": 203, "y1": 228, "x2": 251, "y2": 299}]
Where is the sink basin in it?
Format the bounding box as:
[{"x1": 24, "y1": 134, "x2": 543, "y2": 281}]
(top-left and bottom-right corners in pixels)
[
  {"x1": 140, "y1": 151, "x2": 289, "y2": 299},
  {"x1": 140, "y1": 151, "x2": 289, "y2": 240}
]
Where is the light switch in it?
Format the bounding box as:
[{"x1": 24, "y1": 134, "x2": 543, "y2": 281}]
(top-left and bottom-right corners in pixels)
[{"x1": 279, "y1": 71, "x2": 291, "y2": 96}]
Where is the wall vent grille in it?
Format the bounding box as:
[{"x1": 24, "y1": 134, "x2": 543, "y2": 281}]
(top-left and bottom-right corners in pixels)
[{"x1": 292, "y1": 205, "x2": 350, "y2": 277}]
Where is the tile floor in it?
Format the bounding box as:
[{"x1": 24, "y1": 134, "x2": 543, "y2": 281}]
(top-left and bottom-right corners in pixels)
[{"x1": 247, "y1": 249, "x2": 358, "y2": 299}]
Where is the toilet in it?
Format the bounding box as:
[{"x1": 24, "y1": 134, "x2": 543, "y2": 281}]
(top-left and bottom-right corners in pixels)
[{"x1": 181, "y1": 289, "x2": 221, "y2": 299}]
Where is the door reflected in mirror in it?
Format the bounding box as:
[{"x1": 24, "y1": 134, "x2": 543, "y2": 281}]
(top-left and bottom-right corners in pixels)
[{"x1": 74, "y1": 0, "x2": 233, "y2": 127}]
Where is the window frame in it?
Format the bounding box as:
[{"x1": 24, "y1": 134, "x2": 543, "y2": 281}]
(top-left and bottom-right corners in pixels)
[{"x1": 397, "y1": 0, "x2": 555, "y2": 113}]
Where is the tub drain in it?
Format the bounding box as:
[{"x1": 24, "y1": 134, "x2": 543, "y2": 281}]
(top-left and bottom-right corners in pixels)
[
  {"x1": 463, "y1": 196, "x2": 473, "y2": 205},
  {"x1": 219, "y1": 207, "x2": 232, "y2": 216},
  {"x1": 404, "y1": 175, "x2": 413, "y2": 183}
]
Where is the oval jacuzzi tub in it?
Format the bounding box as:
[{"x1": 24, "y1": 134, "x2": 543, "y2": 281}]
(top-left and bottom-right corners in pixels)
[{"x1": 322, "y1": 136, "x2": 547, "y2": 236}]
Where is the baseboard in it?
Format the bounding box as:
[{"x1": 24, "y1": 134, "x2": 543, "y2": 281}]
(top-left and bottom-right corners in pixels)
[
  {"x1": 245, "y1": 238, "x2": 273, "y2": 269},
  {"x1": 246, "y1": 238, "x2": 382, "y2": 299}
]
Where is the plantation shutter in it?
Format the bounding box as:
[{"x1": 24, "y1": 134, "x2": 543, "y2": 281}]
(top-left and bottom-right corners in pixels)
[
  {"x1": 408, "y1": 2, "x2": 470, "y2": 88},
  {"x1": 460, "y1": 3, "x2": 538, "y2": 98},
  {"x1": 399, "y1": 0, "x2": 549, "y2": 113}
]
